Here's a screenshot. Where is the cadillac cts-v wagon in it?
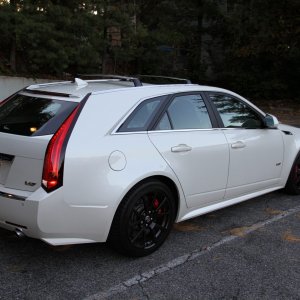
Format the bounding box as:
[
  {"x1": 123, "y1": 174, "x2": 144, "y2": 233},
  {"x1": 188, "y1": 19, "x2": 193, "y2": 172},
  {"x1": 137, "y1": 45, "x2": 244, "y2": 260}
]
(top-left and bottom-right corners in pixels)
[{"x1": 0, "y1": 75, "x2": 299, "y2": 256}]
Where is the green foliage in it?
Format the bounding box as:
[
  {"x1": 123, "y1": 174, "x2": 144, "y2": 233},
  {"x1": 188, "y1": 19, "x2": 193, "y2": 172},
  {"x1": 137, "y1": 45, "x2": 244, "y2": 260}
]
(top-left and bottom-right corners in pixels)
[
  {"x1": 215, "y1": 0, "x2": 300, "y2": 99},
  {"x1": 0, "y1": 0, "x2": 298, "y2": 99}
]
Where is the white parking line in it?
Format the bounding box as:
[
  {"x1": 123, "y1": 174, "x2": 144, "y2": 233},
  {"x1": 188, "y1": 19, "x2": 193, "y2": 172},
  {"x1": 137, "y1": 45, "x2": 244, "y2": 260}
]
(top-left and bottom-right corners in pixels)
[{"x1": 85, "y1": 205, "x2": 300, "y2": 300}]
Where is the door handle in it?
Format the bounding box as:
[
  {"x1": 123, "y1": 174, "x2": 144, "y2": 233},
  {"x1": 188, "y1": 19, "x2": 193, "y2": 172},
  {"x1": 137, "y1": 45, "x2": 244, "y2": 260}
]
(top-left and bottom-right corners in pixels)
[
  {"x1": 231, "y1": 141, "x2": 246, "y2": 149},
  {"x1": 171, "y1": 144, "x2": 192, "y2": 153}
]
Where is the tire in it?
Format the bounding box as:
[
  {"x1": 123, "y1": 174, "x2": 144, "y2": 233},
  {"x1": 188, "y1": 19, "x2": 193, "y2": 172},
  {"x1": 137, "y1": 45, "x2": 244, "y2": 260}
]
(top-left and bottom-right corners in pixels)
[
  {"x1": 285, "y1": 154, "x2": 300, "y2": 195},
  {"x1": 108, "y1": 180, "x2": 176, "y2": 257}
]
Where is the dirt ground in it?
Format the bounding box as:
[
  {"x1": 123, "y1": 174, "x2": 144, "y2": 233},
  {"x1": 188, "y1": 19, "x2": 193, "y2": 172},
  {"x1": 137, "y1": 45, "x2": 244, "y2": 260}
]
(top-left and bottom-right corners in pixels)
[{"x1": 252, "y1": 99, "x2": 300, "y2": 126}]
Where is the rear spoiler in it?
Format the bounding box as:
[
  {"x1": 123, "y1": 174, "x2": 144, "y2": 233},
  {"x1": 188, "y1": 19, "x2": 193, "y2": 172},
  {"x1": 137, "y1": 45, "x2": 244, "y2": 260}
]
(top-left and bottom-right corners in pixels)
[{"x1": 23, "y1": 88, "x2": 80, "y2": 98}]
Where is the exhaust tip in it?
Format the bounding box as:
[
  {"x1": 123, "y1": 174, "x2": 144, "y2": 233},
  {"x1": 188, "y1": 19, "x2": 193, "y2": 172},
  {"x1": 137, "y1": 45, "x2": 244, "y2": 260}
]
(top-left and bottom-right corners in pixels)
[{"x1": 15, "y1": 228, "x2": 25, "y2": 239}]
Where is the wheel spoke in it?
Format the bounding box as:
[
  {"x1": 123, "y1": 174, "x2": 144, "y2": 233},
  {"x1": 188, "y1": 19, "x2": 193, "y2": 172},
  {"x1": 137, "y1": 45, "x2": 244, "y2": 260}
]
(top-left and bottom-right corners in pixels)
[
  {"x1": 129, "y1": 218, "x2": 140, "y2": 227},
  {"x1": 142, "y1": 227, "x2": 146, "y2": 245},
  {"x1": 157, "y1": 212, "x2": 170, "y2": 217},
  {"x1": 132, "y1": 208, "x2": 141, "y2": 218},
  {"x1": 149, "y1": 222, "x2": 163, "y2": 242},
  {"x1": 130, "y1": 228, "x2": 144, "y2": 243},
  {"x1": 142, "y1": 196, "x2": 150, "y2": 212},
  {"x1": 149, "y1": 227, "x2": 158, "y2": 242},
  {"x1": 126, "y1": 186, "x2": 173, "y2": 251},
  {"x1": 130, "y1": 209, "x2": 142, "y2": 226},
  {"x1": 156, "y1": 196, "x2": 167, "y2": 212},
  {"x1": 154, "y1": 222, "x2": 165, "y2": 231}
]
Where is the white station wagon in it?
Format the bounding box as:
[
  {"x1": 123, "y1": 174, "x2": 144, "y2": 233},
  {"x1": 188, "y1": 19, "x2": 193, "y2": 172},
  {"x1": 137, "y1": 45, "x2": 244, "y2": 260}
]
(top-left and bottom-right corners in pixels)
[{"x1": 0, "y1": 75, "x2": 299, "y2": 256}]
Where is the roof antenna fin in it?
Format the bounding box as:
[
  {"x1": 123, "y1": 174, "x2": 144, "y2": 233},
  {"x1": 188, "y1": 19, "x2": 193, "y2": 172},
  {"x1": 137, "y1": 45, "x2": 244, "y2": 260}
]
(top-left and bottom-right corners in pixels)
[{"x1": 74, "y1": 78, "x2": 88, "y2": 87}]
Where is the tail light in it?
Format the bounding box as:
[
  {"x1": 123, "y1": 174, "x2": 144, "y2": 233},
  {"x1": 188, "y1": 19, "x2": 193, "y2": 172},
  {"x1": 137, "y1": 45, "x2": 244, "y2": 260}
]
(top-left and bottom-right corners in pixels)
[{"x1": 42, "y1": 94, "x2": 90, "y2": 192}]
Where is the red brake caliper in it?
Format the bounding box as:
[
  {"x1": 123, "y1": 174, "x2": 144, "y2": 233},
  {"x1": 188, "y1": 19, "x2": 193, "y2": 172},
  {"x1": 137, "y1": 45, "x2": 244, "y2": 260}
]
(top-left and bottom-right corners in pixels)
[
  {"x1": 153, "y1": 199, "x2": 159, "y2": 209},
  {"x1": 153, "y1": 198, "x2": 163, "y2": 215}
]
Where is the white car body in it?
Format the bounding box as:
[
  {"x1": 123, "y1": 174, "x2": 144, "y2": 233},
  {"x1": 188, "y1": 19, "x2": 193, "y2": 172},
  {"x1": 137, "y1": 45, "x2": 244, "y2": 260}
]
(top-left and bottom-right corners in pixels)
[{"x1": 0, "y1": 78, "x2": 299, "y2": 251}]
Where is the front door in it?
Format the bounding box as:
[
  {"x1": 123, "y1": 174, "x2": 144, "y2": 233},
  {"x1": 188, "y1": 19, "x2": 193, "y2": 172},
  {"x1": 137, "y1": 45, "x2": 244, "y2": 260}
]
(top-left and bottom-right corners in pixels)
[{"x1": 207, "y1": 92, "x2": 284, "y2": 199}]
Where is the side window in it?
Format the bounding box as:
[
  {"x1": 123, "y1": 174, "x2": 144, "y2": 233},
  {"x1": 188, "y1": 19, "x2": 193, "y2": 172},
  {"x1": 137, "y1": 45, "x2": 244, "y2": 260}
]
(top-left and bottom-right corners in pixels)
[
  {"x1": 209, "y1": 93, "x2": 263, "y2": 129},
  {"x1": 118, "y1": 96, "x2": 165, "y2": 132},
  {"x1": 156, "y1": 94, "x2": 212, "y2": 130},
  {"x1": 156, "y1": 113, "x2": 172, "y2": 130}
]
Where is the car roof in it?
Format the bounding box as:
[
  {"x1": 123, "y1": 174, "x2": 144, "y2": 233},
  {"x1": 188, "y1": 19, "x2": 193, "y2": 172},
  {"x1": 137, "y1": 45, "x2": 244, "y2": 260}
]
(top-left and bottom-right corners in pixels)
[
  {"x1": 20, "y1": 77, "x2": 266, "y2": 116},
  {"x1": 23, "y1": 79, "x2": 135, "y2": 99},
  {"x1": 23, "y1": 78, "x2": 232, "y2": 100}
]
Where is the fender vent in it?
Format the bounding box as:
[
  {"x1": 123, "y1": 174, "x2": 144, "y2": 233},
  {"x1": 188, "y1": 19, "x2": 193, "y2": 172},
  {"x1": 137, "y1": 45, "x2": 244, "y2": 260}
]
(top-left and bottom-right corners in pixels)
[{"x1": 282, "y1": 130, "x2": 293, "y2": 135}]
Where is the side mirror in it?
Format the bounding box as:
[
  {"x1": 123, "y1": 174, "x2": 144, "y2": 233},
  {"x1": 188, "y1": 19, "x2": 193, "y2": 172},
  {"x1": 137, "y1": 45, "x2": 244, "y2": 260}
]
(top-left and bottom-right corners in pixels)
[{"x1": 264, "y1": 114, "x2": 279, "y2": 129}]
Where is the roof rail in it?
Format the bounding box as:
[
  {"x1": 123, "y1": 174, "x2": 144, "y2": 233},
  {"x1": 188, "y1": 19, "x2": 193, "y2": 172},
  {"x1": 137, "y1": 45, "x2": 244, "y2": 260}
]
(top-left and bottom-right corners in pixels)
[
  {"x1": 137, "y1": 75, "x2": 192, "y2": 84},
  {"x1": 75, "y1": 74, "x2": 142, "y2": 87}
]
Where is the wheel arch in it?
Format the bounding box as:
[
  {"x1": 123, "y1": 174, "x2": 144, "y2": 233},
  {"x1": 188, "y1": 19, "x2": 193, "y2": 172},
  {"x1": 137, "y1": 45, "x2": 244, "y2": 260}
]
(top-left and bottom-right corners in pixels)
[
  {"x1": 113, "y1": 175, "x2": 181, "y2": 225},
  {"x1": 285, "y1": 149, "x2": 300, "y2": 194},
  {"x1": 139, "y1": 175, "x2": 180, "y2": 215},
  {"x1": 107, "y1": 175, "x2": 181, "y2": 256}
]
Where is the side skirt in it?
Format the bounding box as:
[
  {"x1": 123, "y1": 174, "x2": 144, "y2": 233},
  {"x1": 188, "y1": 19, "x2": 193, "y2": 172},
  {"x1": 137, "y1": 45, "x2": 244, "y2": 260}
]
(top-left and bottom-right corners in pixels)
[{"x1": 178, "y1": 186, "x2": 284, "y2": 222}]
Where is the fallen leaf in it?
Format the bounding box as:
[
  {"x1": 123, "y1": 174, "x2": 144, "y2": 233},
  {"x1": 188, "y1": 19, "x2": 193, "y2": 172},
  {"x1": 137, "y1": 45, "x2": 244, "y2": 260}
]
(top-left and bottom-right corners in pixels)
[
  {"x1": 265, "y1": 207, "x2": 283, "y2": 215},
  {"x1": 212, "y1": 256, "x2": 222, "y2": 261},
  {"x1": 283, "y1": 230, "x2": 300, "y2": 243},
  {"x1": 6, "y1": 264, "x2": 27, "y2": 273},
  {"x1": 227, "y1": 226, "x2": 249, "y2": 237},
  {"x1": 173, "y1": 222, "x2": 204, "y2": 232},
  {"x1": 207, "y1": 214, "x2": 218, "y2": 219}
]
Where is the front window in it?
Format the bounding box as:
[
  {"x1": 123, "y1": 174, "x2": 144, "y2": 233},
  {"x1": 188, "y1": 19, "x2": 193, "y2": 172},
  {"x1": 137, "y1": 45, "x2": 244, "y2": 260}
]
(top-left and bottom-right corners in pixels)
[{"x1": 209, "y1": 93, "x2": 263, "y2": 129}]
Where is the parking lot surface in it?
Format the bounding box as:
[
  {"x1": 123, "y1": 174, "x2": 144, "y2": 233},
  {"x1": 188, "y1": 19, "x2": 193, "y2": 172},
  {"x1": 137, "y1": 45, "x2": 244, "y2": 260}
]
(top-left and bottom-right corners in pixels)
[{"x1": 0, "y1": 191, "x2": 299, "y2": 299}]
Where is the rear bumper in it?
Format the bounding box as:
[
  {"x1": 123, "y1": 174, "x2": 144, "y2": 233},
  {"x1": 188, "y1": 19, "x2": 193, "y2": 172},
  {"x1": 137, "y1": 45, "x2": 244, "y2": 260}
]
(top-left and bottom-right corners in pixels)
[
  {"x1": 0, "y1": 192, "x2": 39, "y2": 236},
  {"x1": 0, "y1": 186, "x2": 113, "y2": 245}
]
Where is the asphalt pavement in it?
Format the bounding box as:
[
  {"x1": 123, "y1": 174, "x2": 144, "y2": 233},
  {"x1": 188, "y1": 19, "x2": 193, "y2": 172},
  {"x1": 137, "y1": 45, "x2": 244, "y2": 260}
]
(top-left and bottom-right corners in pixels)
[{"x1": 0, "y1": 191, "x2": 299, "y2": 300}]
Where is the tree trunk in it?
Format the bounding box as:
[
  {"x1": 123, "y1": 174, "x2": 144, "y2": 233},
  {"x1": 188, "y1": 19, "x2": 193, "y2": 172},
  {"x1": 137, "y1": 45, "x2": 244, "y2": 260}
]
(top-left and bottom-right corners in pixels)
[
  {"x1": 10, "y1": 38, "x2": 16, "y2": 72},
  {"x1": 10, "y1": 0, "x2": 17, "y2": 72}
]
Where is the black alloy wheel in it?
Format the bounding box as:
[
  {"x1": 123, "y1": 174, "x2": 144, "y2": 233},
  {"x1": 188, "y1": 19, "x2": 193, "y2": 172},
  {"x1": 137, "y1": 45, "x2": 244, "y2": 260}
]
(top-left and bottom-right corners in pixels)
[
  {"x1": 108, "y1": 180, "x2": 176, "y2": 257},
  {"x1": 285, "y1": 155, "x2": 300, "y2": 195}
]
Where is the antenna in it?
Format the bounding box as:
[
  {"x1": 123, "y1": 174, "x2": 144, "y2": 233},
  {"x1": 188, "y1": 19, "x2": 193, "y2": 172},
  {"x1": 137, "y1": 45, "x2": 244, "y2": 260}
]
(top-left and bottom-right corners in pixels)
[{"x1": 74, "y1": 78, "x2": 88, "y2": 87}]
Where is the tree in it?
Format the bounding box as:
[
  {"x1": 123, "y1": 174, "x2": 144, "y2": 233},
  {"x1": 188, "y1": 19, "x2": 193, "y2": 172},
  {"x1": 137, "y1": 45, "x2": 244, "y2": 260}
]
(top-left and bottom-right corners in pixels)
[
  {"x1": 214, "y1": 0, "x2": 300, "y2": 99},
  {"x1": 0, "y1": 0, "x2": 299, "y2": 100}
]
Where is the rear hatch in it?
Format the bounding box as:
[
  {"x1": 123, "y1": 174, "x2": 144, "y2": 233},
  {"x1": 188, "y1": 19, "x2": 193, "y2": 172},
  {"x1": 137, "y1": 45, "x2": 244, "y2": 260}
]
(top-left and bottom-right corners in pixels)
[{"x1": 0, "y1": 92, "x2": 78, "y2": 192}]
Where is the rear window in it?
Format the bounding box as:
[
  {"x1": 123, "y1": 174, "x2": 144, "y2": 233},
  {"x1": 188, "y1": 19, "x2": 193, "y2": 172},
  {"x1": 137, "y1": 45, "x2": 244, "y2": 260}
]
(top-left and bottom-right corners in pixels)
[
  {"x1": 0, "y1": 94, "x2": 78, "y2": 136},
  {"x1": 118, "y1": 95, "x2": 167, "y2": 132}
]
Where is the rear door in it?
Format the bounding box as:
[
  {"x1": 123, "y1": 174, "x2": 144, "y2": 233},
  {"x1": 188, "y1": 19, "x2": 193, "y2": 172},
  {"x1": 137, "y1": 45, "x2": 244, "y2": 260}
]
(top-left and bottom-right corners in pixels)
[
  {"x1": 148, "y1": 93, "x2": 229, "y2": 209},
  {"x1": 0, "y1": 93, "x2": 78, "y2": 192}
]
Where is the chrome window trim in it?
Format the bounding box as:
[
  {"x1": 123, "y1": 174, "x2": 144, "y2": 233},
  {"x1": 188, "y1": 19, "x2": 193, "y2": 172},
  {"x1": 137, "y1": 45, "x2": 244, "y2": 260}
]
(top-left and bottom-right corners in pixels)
[
  {"x1": 111, "y1": 90, "x2": 219, "y2": 135},
  {"x1": 112, "y1": 128, "x2": 221, "y2": 135},
  {"x1": 220, "y1": 127, "x2": 273, "y2": 130}
]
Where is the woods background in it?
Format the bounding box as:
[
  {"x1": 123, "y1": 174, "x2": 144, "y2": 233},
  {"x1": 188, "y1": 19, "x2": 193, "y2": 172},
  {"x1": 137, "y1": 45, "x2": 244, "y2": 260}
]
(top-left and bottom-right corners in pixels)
[{"x1": 0, "y1": 0, "x2": 299, "y2": 100}]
